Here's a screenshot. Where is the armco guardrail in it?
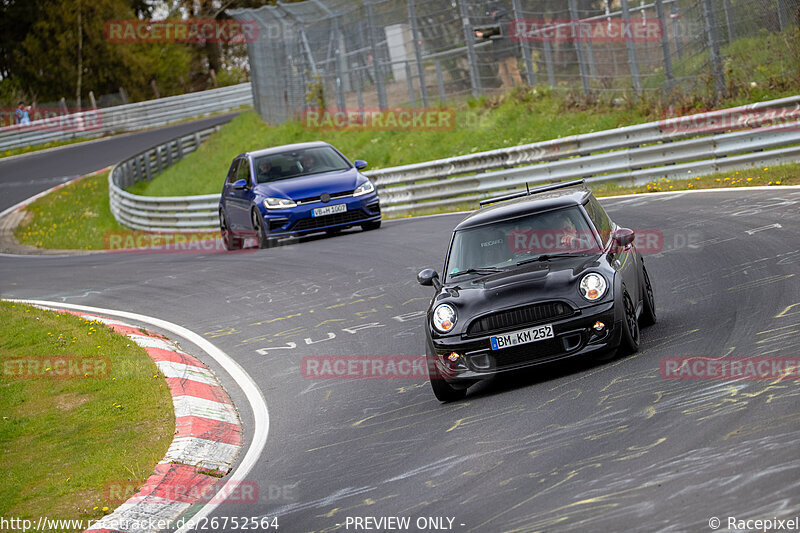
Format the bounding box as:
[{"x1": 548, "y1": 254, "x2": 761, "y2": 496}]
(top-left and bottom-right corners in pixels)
[
  {"x1": 109, "y1": 95, "x2": 800, "y2": 232},
  {"x1": 109, "y1": 127, "x2": 222, "y2": 231},
  {"x1": 0, "y1": 83, "x2": 252, "y2": 152}
]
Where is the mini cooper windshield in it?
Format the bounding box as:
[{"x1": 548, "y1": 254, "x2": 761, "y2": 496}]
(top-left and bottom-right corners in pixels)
[
  {"x1": 254, "y1": 145, "x2": 352, "y2": 184},
  {"x1": 446, "y1": 207, "x2": 602, "y2": 282}
]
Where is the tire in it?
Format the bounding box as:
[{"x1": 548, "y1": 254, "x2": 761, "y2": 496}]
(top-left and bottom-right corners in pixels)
[
  {"x1": 426, "y1": 350, "x2": 467, "y2": 402},
  {"x1": 361, "y1": 220, "x2": 381, "y2": 231},
  {"x1": 639, "y1": 263, "x2": 657, "y2": 327},
  {"x1": 220, "y1": 211, "x2": 242, "y2": 251},
  {"x1": 252, "y1": 210, "x2": 274, "y2": 249},
  {"x1": 619, "y1": 289, "x2": 640, "y2": 355}
]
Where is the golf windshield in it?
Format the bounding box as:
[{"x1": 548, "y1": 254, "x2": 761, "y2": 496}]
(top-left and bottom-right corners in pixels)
[
  {"x1": 254, "y1": 146, "x2": 351, "y2": 183},
  {"x1": 445, "y1": 207, "x2": 601, "y2": 281}
]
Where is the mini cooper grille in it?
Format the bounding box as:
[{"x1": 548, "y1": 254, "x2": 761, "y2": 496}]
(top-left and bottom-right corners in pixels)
[
  {"x1": 291, "y1": 209, "x2": 370, "y2": 231},
  {"x1": 467, "y1": 301, "x2": 573, "y2": 336}
]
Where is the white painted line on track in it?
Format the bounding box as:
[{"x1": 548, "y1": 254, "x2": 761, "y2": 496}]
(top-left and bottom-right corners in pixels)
[{"x1": 7, "y1": 299, "x2": 269, "y2": 531}]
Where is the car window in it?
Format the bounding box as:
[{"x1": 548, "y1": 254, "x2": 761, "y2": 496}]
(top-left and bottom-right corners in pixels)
[
  {"x1": 254, "y1": 146, "x2": 351, "y2": 183},
  {"x1": 584, "y1": 196, "x2": 613, "y2": 244},
  {"x1": 226, "y1": 158, "x2": 241, "y2": 184},
  {"x1": 445, "y1": 206, "x2": 602, "y2": 281},
  {"x1": 238, "y1": 158, "x2": 251, "y2": 185}
]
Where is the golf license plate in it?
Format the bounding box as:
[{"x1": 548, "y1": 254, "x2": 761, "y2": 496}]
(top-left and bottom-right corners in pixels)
[
  {"x1": 312, "y1": 203, "x2": 347, "y2": 217},
  {"x1": 490, "y1": 324, "x2": 554, "y2": 350}
]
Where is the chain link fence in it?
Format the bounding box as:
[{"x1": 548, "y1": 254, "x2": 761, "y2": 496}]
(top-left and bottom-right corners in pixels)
[{"x1": 230, "y1": 0, "x2": 799, "y2": 124}]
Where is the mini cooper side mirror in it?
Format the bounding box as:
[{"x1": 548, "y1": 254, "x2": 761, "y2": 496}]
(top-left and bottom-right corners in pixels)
[
  {"x1": 232, "y1": 178, "x2": 248, "y2": 189},
  {"x1": 613, "y1": 228, "x2": 635, "y2": 247},
  {"x1": 417, "y1": 269, "x2": 441, "y2": 289},
  {"x1": 354, "y1": 160, "x2": 368, "y2": 170}
]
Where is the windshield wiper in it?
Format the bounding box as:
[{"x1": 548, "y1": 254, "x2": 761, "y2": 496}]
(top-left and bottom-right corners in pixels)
[
  {"x1": 517, "y1": 252, "x2": 596, "y2": 266},
  {"x1": 450, "y1": 267, "x2": 506, "y2": 278}
]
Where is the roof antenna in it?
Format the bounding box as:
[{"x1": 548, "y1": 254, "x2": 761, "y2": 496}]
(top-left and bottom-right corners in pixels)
[{"x1": 526, "y1": 182, "x2": 530, "y2": 195}]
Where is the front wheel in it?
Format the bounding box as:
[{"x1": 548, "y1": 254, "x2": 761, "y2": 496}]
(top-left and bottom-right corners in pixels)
[
  {"x1": 361, "y1": 220, "x2": 381, "y2": 231},
  {"x1": 639, "y1": 264, "x2": 657, "y2": 327},
  {"x1": 252, "y1": 210, "x2": 274, "y2": 249},
  {"x1": 426, "y1": 351, "x2": 467, "y2": 402},
  {"x1": 619, "y1": 289, "x2": 640, "y2": 355}
]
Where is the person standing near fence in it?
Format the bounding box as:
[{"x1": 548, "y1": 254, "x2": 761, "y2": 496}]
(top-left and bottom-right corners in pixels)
[
  {"x1": 15, "y1": 102, "x2": 31, "y2": 125},
  {"x1": 475, "y1": 4, "x2": 523, "y2": 89}
]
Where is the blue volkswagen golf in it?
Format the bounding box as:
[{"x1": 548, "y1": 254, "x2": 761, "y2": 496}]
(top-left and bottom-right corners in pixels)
[{"x1": 218, "y1": 141, "x2": 381, "y2": 250}]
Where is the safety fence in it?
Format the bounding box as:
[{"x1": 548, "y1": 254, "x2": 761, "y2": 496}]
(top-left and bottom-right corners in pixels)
[
  {"x1": 230, "y1": 0, "x2": 799, "y2": 124},
  {"x1": 108, "y1": 94, "x2": 800, "y2": 231},
  {"x1": 0, "y1": 83, "x2": 252, "y2": 152}
]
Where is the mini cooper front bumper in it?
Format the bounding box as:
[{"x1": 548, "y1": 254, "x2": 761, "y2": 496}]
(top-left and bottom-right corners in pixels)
[{"x1": 427, "y1": 300, "x2": 622, "y2": 385}]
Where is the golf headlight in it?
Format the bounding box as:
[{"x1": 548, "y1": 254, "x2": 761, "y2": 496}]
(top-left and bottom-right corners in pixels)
[
  {"x1": 579, "y1": 273, "x2": 607, "y2": 301},
  {"x1": 432, "y1": 304, "x2": 457, "y2": 333},
  {"x1": 353, "y1": 180, "x2": 375, "y2": 197},
  {"x1": 264, "y1": 197, "x2": 297, "y2": 209}
]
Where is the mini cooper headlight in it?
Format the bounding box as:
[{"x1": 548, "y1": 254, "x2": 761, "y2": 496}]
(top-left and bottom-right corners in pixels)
[
  {"x1": 432, "y1": 304, "x2": 457, "y2": 333},
  {"x1": 579, "y1": 273, "x2": 607, "y2": 301},
  {"x1": 352, "y1": 180, "x2": 375, "y2": 197},
  {"x1": 264, "y1": 197, "x2": 297, "y2": 209}
]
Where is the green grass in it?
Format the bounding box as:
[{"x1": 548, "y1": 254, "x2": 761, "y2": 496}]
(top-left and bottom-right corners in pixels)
[
  {"x1": 14, "y1": 171, "x2": 127, "y2": 250},
  {"x1": 592, "y1": 163, "x2": 800, "y2": 196},
  {"x1": 128, "y1": 90, "x2": 658, "y2": 197},
  {"x1": 0, "y1": 300, "x2": 174, "y2": 529}
]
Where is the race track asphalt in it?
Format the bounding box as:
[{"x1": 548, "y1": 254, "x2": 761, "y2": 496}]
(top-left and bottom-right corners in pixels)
[
  {"x1": 0, "y1": 113, "x2": 237, "y2": 211},
  {"x1": 1, "y1": 149, "x2": 799, "y2": 533}
]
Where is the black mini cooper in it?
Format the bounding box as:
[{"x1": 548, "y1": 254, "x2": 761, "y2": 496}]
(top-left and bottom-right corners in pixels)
[{"x1": 417, "y1": 180, "x2": 656, "y2": 401}]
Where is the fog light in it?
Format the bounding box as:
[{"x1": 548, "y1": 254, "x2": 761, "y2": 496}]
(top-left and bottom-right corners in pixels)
[
  {"x1": 447, "y1": 352, "x2": 460, "y2": 362},
  {"x1": 593, "y1": 321, "x2": 605, "y2": 331}
]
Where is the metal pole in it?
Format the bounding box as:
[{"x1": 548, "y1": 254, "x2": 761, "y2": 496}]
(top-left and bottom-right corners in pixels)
[
  {"x1": 568, "y1": 0, "x2": 590, "y2": 95},
  {"x1": 407, "y1": 0, "x2": 429, "y2": 106},
  {"x1": 776, "y1": 0, "x2": 787, "y2": 31},
  {"x1": 364, "y1": 0, "x2": 387, "y2": 110},
  {"x1": 620, "y1": 0, "x2": 642, "y2": 96},
  {"x1": 458, "y1": 0, "x2": 482, "y2": 97},
  {"x1": 722, "y1": 0, "x2": 735, "y2": 42},
  {"x1": 654, "y1": 0, "x2": 675, "y2": 95},
  {"x1": 701, "y1": 0, "x2": 726, "y2": 101},
  {"x1": 672, "y1": 5, "x2": 682, "y2": 59},
  {"x1": 585, "y1": 42, "x2": 597, "y2": 79},
  {"x1": 511, "y1": 0, "x2": 535, "y2": 85},
  {"x1": 543, "y1": 38, "x2": 556, "y2": 87},
  {"x1": 405, "y1": 62, "x2": 417, "y2": 106},
  {"x1": 356, "y1": 69, "x2": 364, "y2": 116},
  {"x1": 435, "y1": 60, "x2": 446, "y2": 102}
]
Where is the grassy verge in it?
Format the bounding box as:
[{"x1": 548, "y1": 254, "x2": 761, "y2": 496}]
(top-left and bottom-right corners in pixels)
[
  {"x1": 128, "y1": 92, "x2": 659, "y2": 197},
  {"x1": 14, "y1": 171, "x2": 127, "y2": 250},
  {"x1": 0, "y1": 300, "x2": 174, "y2": 529},
  {"x1": 592, "y1": 164, "x2": 798, "y2": 196}
]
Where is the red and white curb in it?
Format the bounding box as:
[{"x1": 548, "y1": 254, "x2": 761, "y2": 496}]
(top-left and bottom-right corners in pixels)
[{"x1": 40, "y1": 310, "x2": 244, "y2": 533}]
